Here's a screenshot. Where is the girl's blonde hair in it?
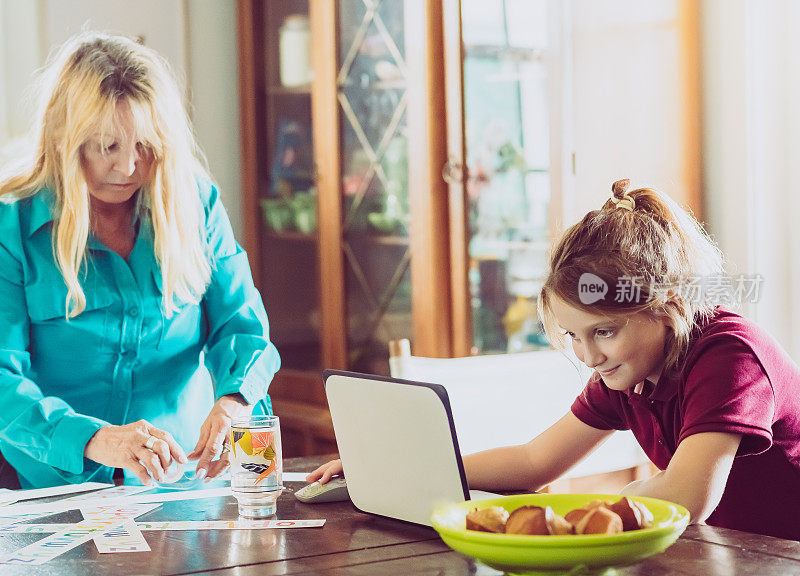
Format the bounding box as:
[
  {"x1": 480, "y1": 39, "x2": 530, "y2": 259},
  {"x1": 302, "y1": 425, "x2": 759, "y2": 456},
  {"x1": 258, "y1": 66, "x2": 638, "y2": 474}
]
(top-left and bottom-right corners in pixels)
[
  {"x1": 538, "y1": 179, "x2": 724, "y2": 372},
  {"x1": 0, "y1": 31, "x2": 211, "y2": 317}
]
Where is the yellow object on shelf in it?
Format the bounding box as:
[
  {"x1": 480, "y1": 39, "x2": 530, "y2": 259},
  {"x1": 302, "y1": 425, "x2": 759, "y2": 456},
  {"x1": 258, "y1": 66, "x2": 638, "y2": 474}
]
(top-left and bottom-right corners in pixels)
[{"x1": 502, "y1": 295, "x2": 537, "y2": 338}]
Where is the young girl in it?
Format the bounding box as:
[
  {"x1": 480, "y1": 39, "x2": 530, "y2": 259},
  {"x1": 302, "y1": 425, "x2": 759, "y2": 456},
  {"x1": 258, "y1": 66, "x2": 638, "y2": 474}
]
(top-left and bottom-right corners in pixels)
[
  {"x1": 309, "y1": 179, "x2": 800, "y2": 541},
  {"x1": 0, "y1": 32, "x2": 280, "y2": 488}
]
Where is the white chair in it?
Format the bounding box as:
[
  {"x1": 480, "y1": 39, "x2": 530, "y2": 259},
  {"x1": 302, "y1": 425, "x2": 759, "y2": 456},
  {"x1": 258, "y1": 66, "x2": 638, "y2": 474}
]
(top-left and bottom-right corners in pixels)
[{"x1": 389, "y1": 340, "x2": 651, "y2": 491}]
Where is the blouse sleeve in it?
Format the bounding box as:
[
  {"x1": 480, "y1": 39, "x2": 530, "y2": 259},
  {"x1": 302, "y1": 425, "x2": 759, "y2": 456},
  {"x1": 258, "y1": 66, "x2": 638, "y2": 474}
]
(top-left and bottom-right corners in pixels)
[
  {"x1": 0, "y1": 215, "x2": 107, "y2": 479},
  {"x1": 678, "y1": 335, "x2": 774, "y2": 456},
  {"x1": 199, "y1": 182, "x2": 281, "y2": 404}
]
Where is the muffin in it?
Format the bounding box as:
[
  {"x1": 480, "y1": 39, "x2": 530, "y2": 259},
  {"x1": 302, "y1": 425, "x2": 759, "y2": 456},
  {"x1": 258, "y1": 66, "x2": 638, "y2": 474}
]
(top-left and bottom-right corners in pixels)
[
  {"x1": 574, "y1": 506, "x2": 624, "y2": 535},
  {"x1": 465, "y1": 505, "x2": 509, "y2": 533},
  {"x1": 607, "y1": 496, "x2": 655, "y2": 531},
  {"x1": 505, "y1": 505, "x2": 573, "y2": 536}
]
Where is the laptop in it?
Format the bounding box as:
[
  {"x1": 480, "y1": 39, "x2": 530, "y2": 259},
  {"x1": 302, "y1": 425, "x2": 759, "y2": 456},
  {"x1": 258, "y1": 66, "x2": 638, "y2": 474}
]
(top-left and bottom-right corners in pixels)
[{"x1": 323, "y1": 369, "x2": 498, "y2": 526}]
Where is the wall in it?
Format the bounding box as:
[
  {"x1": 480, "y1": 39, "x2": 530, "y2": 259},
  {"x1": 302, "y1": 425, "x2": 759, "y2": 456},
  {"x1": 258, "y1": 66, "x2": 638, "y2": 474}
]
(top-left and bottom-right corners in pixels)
[
  {"x1": 566, "y1": 0, "x2": 800, "y2": 360},
  {"x1": 185, "y1": 1, "x2": 242, "y2": 238},
  {"x1": 0, "y1": 0, "x2": 42, "y2": 141},
  {"x1": 702, "y1": 0, "x2": 800, "y2": 360},
  {"x1": 0, "y1": 0, "x2": 243, "y2": 239},
  {"x1": 43, "y1": 0, "x2": 186, "y2": 67},
  {"x1": 569, "y1": 0, "x2": 693, "y2": 222}
]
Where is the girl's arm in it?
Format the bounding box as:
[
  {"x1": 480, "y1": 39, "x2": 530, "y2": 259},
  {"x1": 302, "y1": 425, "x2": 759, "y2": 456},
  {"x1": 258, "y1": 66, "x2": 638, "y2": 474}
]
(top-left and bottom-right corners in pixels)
[
  {"x1": 463, "y1": 411, "x2": 614, "y2": 492},
  {"x1": 621, "y1": 431, "x2": 741, "y2": 522}
]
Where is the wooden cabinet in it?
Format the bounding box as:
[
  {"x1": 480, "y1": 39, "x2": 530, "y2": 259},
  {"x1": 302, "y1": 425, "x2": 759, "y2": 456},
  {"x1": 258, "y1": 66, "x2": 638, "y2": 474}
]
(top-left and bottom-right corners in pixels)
[
  {"x1": 237, "y1": 0, "x2": 700, "y2": 456},
  {"x1": 238, "y1": 0, "x2": 450, "y2": 456}
]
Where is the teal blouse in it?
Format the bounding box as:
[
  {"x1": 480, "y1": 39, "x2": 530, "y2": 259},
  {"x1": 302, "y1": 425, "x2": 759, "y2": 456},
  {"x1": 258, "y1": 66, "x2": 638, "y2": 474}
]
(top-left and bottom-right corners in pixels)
[{"x1": 0, "y1": 181, "x2": 280, "y2": 487}]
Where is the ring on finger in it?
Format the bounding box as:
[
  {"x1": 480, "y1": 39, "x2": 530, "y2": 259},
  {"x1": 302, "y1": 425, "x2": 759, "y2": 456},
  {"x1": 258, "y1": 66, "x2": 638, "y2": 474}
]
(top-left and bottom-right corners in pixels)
[{"x1": 145, "y1": 436, "x2": 156, "y2": 450}]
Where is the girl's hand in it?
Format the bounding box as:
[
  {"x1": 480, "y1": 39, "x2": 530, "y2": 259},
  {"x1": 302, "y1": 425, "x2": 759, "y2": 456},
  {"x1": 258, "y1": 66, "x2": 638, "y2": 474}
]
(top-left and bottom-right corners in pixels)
[
  {"x1": 84, "y1": 420, "x2": 187, "y2": 485},
  {"x1": 188, "y1": 394, "x2": 250, "y2": 480},
  {"x1": 306, "y1": 459, "x2": 343, "y2": 484}
]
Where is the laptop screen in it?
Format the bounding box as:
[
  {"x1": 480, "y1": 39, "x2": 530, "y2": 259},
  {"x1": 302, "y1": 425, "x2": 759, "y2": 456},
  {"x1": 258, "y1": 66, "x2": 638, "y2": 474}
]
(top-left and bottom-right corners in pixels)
[{"x1": 324, "y1": 370, "x2": 470, "y2": 525}]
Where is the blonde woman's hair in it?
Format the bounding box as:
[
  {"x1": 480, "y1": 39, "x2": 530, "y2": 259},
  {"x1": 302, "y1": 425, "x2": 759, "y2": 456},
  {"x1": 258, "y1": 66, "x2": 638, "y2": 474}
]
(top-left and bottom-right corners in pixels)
[
  {"x1": 0, "y1": 31, "x2": 211, "y2": 317},
  {"x1": 538, "y1": 179, "x2": 724, "y2": 373}
]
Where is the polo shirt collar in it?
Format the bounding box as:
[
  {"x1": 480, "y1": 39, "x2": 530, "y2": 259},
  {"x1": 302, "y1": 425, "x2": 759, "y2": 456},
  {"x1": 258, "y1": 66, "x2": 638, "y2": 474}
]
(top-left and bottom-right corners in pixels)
[
  {"x1": 650, "y1": 371, "x2": 679, "y2": 402},
  {"x1": 625, "y1": 371, "x2": 679, "y2": 403},
  {"x1": 27, "y1": 188, "x2": 57, "y2": 237}
]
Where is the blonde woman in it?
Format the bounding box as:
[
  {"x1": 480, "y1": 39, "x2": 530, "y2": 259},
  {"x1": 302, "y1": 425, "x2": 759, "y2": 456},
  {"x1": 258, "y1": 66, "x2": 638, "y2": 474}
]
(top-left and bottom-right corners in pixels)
[{"x1": 0, "y1": 32, "x2": 280, "y2": 488}]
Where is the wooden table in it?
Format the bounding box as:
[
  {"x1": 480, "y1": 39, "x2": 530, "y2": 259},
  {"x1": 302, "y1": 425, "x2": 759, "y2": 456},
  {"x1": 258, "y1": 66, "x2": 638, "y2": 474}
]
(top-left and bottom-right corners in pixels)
[{"x1": 1, "y1": 456, "x2": 799, "y2": 575}]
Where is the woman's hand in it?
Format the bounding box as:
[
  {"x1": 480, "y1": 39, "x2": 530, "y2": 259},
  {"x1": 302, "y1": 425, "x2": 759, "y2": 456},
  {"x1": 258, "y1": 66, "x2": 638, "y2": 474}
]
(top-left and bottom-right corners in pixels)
[
  {"x1": 306, "y1": 459, "x2": 343, "y2": 484},
  {"x1": 84, "y1": 420, "x2": 187, "y2": 485},
  {"x1": 188, "y1": 394, "x2": 250, "y2": 480}
]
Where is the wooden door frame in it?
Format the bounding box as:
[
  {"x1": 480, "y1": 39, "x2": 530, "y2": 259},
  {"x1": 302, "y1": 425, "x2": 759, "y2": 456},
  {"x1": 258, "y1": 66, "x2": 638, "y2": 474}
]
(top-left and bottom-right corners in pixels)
[
  {"x1": 679, "y1": 0, "x2": 703, "y2": 220},
  {"x1": 311, "y1": 0, "x2": 347, "y2": 369},
  {"x1": 406, "y1": 0, "x2": 453, "y2": 358},
  {"x1": 236, "y1": 0, "x2": 266, "y2": 284},
  {"x1": 441, "y1": 0, "x2": 471, "y2": 357}
]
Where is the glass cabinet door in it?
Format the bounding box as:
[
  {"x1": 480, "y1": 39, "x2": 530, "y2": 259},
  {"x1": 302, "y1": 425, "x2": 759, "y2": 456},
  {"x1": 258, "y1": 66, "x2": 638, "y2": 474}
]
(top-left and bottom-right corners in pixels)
[
  {"x1": 259, "y1": 0, "x2": 322, "y2": 370},
  {"x1": 460, "y1": 0, "x2": 554, "y2": 355},
  {"x1": 337, "y1": 0, "x2": 413, "y2": 374}
]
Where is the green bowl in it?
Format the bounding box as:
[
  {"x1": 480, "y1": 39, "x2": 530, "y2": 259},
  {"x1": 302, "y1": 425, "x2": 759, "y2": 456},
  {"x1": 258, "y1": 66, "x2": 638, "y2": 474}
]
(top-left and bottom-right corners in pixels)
[{"x1": 431, "y1": 493, "x2": 690, "y2": 575}]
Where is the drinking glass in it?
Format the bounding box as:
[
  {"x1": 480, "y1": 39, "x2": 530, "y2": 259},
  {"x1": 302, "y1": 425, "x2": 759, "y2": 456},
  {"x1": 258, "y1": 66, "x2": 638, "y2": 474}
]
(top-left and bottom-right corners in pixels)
[{"x1": 229, "y1": 415, "x2": 283, "y2": 517}]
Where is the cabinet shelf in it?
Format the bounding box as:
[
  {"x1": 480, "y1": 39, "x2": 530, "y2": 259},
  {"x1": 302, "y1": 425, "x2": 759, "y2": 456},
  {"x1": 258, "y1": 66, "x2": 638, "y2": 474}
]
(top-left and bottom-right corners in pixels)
[
  {"x1": 339, "y1": 79, "x2": 407, "y2": 91},
  {"x1": 267, "y1": 85, "x2": 312, "y2": 96},
  {"x1": 346, "y1": 232, "x2": 410, "y2": 247},
  {"x1": 262, "y1": 230, "x2": 409, "y2": 246},
  {"x1": 263, "y1": 230, "x2": 318, "y2": 242},
  {"x1": 464, "y1": 44, "x2": 545, "y2": 63}
]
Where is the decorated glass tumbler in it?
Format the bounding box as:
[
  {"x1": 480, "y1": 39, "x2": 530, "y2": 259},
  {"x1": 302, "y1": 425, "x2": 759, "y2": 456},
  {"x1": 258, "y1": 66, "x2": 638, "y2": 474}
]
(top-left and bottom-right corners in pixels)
[{"x1": 229, "y1": 415, "x2": 283, "y2": 518}]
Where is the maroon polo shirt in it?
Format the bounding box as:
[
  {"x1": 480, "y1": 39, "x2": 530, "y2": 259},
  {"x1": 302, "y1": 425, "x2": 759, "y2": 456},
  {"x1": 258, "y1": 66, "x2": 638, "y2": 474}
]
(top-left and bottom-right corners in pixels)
[{"x1": 571, "y1": 308, "x2": 800, "y2": 540}]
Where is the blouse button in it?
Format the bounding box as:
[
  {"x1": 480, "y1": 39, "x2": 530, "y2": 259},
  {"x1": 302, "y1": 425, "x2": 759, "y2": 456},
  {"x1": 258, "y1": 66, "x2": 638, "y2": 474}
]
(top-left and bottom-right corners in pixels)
[{"x1": 128, "y1": 307, "x2": 139, "y2": 317}]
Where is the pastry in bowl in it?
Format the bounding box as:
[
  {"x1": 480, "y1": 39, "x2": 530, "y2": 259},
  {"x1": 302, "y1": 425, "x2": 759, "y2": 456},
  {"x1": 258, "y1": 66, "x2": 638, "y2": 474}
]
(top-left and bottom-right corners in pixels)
[
  {"x1": 608, "y1": 496, "x2": 655, "y2": 531},
  {"x1": 431, "y1": 493, "x2": 691, "y2": 573},
  {"x1": 505, "y1": 505, "x2": 573, "y2": 536},
  {"x1": 465, "y1": 497, "x2": 653, "y2": 536},
  {"x1": 465, "y1": 505, "x2": 508, "y2": 534}
]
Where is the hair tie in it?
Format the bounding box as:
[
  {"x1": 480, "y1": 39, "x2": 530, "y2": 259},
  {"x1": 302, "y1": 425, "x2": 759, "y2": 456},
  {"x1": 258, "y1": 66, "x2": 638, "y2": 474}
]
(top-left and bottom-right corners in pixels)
[
  {"x1": 610, "y1": 195, "x2": 635, "y2": 212},
  {"x1": 610, "y1": 178, "x2": 635, "y2": 212}
]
